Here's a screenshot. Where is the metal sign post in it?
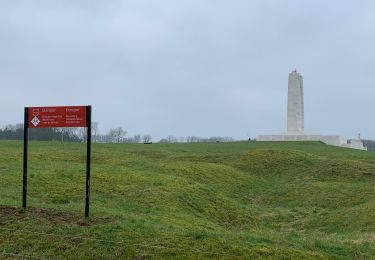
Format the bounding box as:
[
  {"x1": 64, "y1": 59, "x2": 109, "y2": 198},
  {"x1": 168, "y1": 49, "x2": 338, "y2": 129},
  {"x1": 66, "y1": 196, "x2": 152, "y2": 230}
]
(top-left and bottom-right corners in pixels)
[
  {"x1": 23, "y1": 107, "x2": 29, "y2": 209},
  {"x1": 23, "y1": 105, "x2": 92, "y2": 218},
  {"x1": 85, "y1": 106, "x2": 92, "y2": 218}
]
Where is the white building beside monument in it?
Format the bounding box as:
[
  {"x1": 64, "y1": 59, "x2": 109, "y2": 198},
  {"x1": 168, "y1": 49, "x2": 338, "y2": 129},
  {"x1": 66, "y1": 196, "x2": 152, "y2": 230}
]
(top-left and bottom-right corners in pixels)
[{"x1": 257, "y1": 70, "x2": 367, "y2": 151}]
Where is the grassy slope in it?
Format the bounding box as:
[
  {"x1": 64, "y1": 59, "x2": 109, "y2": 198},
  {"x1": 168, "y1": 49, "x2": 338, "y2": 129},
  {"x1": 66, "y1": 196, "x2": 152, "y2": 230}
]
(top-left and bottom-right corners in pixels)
[{"x1": 0, "y1": 140, "x2": 374, "y2": 259}]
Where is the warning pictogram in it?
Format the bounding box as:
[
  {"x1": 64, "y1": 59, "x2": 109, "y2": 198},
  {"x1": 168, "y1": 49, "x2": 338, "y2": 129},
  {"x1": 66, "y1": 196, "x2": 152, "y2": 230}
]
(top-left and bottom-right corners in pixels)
[{"x1": 31, "y1": 116, "x2": 40, "y2": 127}]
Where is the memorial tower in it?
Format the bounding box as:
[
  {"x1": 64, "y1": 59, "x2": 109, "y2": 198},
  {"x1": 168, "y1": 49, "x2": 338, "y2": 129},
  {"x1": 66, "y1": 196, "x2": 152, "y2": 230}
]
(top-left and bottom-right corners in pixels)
[
  {"x1": 257, "y1": 70, "x2": 366, "y2": 150},
  {"x1": 287, "y1": 70, "x2": 304, "y2": 134}
]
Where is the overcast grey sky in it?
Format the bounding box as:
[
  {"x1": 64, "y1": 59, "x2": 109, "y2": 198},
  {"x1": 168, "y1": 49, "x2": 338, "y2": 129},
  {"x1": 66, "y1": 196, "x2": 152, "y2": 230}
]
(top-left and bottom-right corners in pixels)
[{"x1": 0, "y1": 0, "x2": 374, "y2": 140}]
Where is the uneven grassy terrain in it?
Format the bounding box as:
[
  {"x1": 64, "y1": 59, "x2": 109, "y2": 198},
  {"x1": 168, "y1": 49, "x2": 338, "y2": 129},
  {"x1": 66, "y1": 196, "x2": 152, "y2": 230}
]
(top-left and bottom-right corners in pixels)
[{"x1": 0, "y1": 140, "x2": 374, "y2": 259}]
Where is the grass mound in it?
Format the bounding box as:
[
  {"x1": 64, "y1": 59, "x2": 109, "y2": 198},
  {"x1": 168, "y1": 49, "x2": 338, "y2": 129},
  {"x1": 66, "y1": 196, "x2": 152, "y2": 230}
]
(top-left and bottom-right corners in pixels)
[{"x1": 0, "y1": 140, "x2": 374, "y2": 258}]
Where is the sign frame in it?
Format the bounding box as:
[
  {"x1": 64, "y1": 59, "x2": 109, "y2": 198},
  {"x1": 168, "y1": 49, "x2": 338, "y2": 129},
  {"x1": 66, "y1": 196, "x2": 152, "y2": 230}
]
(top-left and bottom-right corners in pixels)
[{"x1": 23, "y1": 105, "x2": 92, "y2": 218}]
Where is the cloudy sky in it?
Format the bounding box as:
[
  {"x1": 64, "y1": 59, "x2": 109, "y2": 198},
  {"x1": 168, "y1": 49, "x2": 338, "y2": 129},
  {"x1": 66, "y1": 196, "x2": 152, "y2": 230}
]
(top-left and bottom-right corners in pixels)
[{"x1": 0, "y1": 0, "x2": 374, "y2": 140}]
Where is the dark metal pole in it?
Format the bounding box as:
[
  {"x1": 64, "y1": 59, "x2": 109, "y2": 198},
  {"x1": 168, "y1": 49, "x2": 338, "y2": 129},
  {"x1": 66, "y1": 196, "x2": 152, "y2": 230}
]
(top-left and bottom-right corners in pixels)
[
  {"x1": 23, "y1": 107, "x2": 29, "y2": 209},
  {"x1": 85, "y1": 106, "x2": 92, "y2": 218}
]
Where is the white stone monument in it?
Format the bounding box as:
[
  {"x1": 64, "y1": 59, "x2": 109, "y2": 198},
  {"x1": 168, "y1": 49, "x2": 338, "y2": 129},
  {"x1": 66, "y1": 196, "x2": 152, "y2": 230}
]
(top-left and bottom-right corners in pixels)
[
  {"x1": 257, "y1": 70, "x2": 367, "y2": 151},
  {"x1": 287, "y1": 70, "x2": 304, "y2": 134}
]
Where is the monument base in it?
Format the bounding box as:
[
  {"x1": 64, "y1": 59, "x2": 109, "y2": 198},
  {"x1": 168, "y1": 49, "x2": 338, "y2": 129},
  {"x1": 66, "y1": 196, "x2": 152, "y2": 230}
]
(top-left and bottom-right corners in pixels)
[{"x1": 257, "y1": 134, "x2": 367, "y2": 151}]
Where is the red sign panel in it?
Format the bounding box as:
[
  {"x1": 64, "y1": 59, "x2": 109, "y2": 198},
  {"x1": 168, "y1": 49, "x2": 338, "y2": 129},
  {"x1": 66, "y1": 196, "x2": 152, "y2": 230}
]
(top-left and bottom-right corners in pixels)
[{"x1": 28, "y1": 106, "x2": 87, "y2": 128}]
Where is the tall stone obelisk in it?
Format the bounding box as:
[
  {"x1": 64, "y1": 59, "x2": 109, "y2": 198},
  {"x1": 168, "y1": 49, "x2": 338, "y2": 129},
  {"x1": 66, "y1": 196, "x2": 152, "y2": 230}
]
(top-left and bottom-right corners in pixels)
[{"x1": 287, "y1": 70, "x2": 304, "y2": 134}]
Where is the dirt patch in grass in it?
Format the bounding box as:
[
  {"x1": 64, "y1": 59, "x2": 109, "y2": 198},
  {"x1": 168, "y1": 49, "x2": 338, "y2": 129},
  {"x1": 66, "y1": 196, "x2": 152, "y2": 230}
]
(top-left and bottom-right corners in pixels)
[{"x1": 0, "y1": 205, "x2": 115, "y2": 226}]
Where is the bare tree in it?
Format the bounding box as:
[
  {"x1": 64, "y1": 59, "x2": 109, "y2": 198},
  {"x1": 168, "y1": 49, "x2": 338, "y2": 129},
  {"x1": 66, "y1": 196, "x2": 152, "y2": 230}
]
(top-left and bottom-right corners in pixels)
[
  {"x1": 186, "y1": 136, "x2": 200, "y2": 143},
  {"x1": 142, "y1": 135, "x2": 152, "y2": 143},
  {"x1": 108, "y1": 129, "x2": 117, "y2": 143},
  {"x1": 108, "y1": 127, "x2": 127, "y2": 143},
  {"x1": 78, "y1": 127, "x2": 87, "y2": 142},
  {"x1": 92, "y1": 122, "x2": 99, "y2": 143},
  {"x1": 56, "y1": 127, "x2": 74, "y2": 142},
  {"x1": 166, "y1": 135, "x2": 177, "y2": 143},
  {"x1": 133, "y1": 135, "x2": 141, "y2": 143}
]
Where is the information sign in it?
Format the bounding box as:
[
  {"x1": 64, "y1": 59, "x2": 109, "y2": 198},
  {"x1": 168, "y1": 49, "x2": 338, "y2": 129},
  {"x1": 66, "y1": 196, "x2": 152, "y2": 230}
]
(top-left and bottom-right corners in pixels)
[
  {"x1": 28, "y1": 106, "x2": 87, "y2": 128},
  {"x1": 23, "y1": 105, "x2": 92, "y2": 218}
]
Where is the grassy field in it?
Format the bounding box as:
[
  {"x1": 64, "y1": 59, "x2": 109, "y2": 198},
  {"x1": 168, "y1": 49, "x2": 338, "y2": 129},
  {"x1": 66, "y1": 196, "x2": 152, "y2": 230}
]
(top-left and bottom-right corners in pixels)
[{"x1": 0, "y1": 140, "x2": 374, "y2": 259}]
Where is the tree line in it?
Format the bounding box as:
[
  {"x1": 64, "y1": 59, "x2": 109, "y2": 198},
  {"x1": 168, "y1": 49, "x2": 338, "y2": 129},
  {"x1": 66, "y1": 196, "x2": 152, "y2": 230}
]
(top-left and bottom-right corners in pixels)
[
  {"x1": 0, "y1": 124, "x2": 235, "y2": 144},
  {"x1": 0, "y1": 124, "x2": 80, "y2": 142}
]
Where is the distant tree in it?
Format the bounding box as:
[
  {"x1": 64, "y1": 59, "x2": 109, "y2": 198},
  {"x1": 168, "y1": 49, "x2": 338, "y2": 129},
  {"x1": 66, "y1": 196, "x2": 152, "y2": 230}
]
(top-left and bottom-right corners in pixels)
[
  {"x1": 55, "y1": 128, "x2": 76, "y2": 142},
  {"x1": 108, "y1": 127, "x2": 126, "y2": 143},
  {"x1": 133, "y1": 135, "x2": 141, "y2": 143},
  {"x1": 108, "y1": 129, "x2": 116, "y2": 143},
  {"x1": 184, "y1": 136, "x2": 234, "y2": 143},
  {"x1": 78, "y1": 128, "x2": 87, "y2": 142},
  {"x1": 0, "y1": 124, "x2": 23, "y2": 140},
  {"x1": 159, "y1": 138, "x2": 169, "y2": 143},
  {"x1": 0, "y1": 123, "x2": 84, "y2": 142},
  {"x1": 207, "y1": 136, "x2": 234, "y2": 142},
  {"x1": 186, "y1": 136, "x2": 200, "y2": 143},
  {"x1": 92, "y1": 122, "x2": 99, "y2": 143},
  {"x1": 167, "y1": 135, "x2": 178, "y2": 143},
  {"x1": 142, "y1": 135, "x2": 152, "y2": 143}
]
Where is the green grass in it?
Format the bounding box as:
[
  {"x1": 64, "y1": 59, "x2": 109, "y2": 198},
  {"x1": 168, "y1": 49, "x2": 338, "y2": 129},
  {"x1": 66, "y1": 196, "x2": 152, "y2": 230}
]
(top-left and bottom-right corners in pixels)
[{"x1": 0, "y1": 140, "x2": 374, "y2": 259}]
